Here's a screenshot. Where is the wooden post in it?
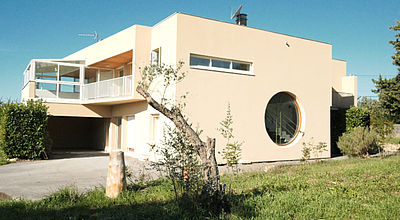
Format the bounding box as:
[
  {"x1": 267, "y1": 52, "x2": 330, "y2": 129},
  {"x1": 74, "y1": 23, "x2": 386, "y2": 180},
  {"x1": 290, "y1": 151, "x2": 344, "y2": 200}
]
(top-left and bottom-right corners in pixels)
[{"x1": 106, "y1": 150, "x2": 127, "y2": 198}]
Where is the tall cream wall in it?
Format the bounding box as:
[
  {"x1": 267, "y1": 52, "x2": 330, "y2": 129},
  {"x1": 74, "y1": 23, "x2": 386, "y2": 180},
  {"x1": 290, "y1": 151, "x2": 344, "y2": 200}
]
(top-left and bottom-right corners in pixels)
[
  {"x1": 64, "y1": 26, "x2": 136, "y2": 66},
  {"x1": 332, "y1": 59, "x2": 346, "y2": 92},
  {"x1": 342, "y1": 75, "x2": 358, "y2": 106},
  {"x1": 133, "y1": 26, "x2": 152, "y2": 99},
  {"x1": 172, "y1": 13, "x2": 332, "y2": 162},
  {"x1": 151, "y1": 15, "x2": 178, "y2": 66},
  {"x1": 21, "y1": 82, "x2": 35, "y2": 101}
]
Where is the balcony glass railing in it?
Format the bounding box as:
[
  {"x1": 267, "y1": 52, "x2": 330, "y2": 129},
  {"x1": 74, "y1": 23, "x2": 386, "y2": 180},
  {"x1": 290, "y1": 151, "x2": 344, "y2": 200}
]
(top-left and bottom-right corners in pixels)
[{"x1": 82, "y1": 75, "x2": 133, "y2": 100}]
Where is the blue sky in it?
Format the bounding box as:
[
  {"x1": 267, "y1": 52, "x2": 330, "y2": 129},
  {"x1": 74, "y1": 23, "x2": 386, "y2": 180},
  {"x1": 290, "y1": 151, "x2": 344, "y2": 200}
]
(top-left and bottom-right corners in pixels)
[{"x1": 0, "y1": 0, "x2": 399, "y2": 101}]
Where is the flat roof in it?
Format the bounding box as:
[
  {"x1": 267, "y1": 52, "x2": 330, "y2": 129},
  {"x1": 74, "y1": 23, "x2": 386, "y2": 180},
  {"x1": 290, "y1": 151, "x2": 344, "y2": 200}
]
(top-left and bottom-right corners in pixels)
[{"x1": 163, "y1": 12, "x2": 332, "y2": 46}]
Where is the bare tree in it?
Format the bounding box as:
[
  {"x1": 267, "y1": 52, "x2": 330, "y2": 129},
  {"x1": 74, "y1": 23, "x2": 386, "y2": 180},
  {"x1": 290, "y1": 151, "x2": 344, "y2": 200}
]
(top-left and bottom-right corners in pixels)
[{"x1": 136, "y1": 61, "x2": 228, "y2": 213}]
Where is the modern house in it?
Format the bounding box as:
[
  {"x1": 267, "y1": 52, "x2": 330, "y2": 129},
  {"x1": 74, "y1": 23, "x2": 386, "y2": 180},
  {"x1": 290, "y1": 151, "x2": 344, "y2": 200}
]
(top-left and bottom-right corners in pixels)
[{"x1": 21, "y1": 12, "x2": 356, "y2": 163}]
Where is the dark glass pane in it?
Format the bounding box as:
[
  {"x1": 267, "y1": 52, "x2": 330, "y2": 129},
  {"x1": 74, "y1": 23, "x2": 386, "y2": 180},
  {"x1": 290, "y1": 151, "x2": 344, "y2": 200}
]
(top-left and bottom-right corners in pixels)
[
  {"x1": 232, "y1": 62, "x2": 250, "y2": 71},
  {"x1": 190, "y1": 56, "x2": 210, "y2": 67},
  {"x1": 211, "y1": 59, "x2": 230, "y2": 69},
  {"x1": 265, "y1": 92, "x2": 299, "y2": 145}
]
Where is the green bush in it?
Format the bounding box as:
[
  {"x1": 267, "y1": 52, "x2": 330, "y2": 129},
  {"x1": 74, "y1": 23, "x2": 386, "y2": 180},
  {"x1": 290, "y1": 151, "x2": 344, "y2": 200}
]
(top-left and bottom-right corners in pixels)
[
  {"x1": 0, "y1": 100, "x2": 51, "y2": 159},
  {"x1": 0, "y1": 149, "x2": 7, "y2": 165},
  {"x1": 337, "y1": 127, "x2": 380, "y2": 157},
  {"x1": 345, "y1": 106, "x2": 370, "y2": 131},
  {"x1": 357, "y1": 96, "x2": 394, "y2": 140}
]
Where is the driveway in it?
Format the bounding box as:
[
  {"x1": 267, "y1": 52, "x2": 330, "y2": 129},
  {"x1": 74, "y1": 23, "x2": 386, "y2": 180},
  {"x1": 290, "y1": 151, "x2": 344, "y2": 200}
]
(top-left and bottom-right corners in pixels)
[{"x1": 0, "y1": 151, "x2": 159, "y2": 200}]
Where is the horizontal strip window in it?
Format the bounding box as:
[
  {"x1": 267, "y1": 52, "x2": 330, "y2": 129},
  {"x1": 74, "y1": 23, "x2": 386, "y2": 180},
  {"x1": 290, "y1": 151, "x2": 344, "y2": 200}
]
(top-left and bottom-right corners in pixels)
[{"x1": 190, "y1": 54, "x2": 253, "y2": 75}]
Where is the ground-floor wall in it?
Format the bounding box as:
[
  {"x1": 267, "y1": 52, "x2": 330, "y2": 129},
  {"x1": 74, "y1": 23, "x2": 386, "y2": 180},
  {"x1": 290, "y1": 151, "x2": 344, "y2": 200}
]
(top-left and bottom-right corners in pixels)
[{"x1": 45, "y1": 90, "x2": 343, "y2": 163}]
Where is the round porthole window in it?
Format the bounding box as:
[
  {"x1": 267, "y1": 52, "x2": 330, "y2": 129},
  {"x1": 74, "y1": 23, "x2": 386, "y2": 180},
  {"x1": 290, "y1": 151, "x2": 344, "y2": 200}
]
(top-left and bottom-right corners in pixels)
[{"x1": 264, "y1": 92, "x2": 300, "y2": 145}]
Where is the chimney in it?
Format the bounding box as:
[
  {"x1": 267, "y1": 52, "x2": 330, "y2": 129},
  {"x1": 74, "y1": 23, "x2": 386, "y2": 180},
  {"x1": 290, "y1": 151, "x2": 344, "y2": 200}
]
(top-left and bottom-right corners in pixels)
[{"x1": 236, "y1": 13, "x2": 247, "y2": 26}]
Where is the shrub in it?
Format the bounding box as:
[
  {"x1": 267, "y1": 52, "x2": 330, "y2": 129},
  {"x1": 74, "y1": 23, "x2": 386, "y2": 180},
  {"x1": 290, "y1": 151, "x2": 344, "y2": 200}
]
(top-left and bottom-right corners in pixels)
[
  {"x1": 0, "y1": 100, "x2": 51, "y2": 159},
  {"x1": 151, "y1": 124, "x2": 203, "y2": 201},
  {"x1": 218, "y1": 103, "x2": 242, "y2": 173},
  {"x1": 301, "y1": 137, "x2": 328, "y2": 162},
  {"x1": 337, "y1": 127, "x2": 380, "y2": 157},
  {"x1": 345, "y1": 106, "x2": 370, "y2": 131}
]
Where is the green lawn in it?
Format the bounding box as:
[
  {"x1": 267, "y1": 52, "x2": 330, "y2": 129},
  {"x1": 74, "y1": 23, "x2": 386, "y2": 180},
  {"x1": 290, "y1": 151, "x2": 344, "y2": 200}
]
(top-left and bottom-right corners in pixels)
[{"x1": 1, "y1": 154, "x2": 400, "y2": 219}]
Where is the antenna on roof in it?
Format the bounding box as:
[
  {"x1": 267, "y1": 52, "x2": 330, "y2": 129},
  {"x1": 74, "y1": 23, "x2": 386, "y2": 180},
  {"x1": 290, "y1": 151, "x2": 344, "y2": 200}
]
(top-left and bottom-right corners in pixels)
[
  {"x1": 78, "y1": 31, "x2": 99, "y2": 42},
  {"x1": 231, "y1": 5, "x2": 243, "y2": 20},
  {"x1": 231, "y1": 5, "x2": 247, "y2": 26}
]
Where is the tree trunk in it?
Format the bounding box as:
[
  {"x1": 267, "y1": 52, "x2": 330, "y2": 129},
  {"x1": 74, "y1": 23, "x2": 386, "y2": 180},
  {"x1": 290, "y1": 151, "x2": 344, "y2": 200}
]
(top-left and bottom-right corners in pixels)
[
  {"x1": 199, "y1": 137, "x2": 229, "y2": 214},
  {"x1": 200, "y1": 137, "x2": 220, "y2": 192},
  {"x1": 106, "y1": 151, "x2": 127, "y2": 198}
]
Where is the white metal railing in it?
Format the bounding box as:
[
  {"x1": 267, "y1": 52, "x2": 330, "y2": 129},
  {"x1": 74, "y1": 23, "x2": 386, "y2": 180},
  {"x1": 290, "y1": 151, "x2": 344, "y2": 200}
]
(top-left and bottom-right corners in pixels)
[{"x1": 82, "y1": 75, "x2": 133, "y2": 100}]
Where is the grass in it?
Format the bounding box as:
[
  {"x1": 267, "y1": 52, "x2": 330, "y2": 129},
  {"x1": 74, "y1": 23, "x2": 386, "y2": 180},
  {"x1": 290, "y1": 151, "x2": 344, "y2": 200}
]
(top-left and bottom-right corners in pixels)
[
  {"x1": 1, "y1": 154, "x2": 400, "y2": 219},
  {"x1": 384, "y1": 136, "x2": 400, "y2": 144}
]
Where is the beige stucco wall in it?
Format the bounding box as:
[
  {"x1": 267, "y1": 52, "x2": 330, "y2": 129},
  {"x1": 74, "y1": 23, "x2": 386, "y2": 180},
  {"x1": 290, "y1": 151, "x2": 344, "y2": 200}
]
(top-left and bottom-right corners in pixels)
[
  {"x1": 64, "y1": 26, "x2": 136, "y2": 66},
  {"x1": 111, "y1": 101, "x2": 148, "y2": 117},
  {"x1": 46, "y1": 103, "x2": 112, "y2": 118},
  {"x1": 21, "y1": 82, "x2": 35, "y2": 101},
  {"x1": 132, "y1": 26, "x2": 152, "y2": 99},
  {"x1": 170, "y1": 13, "x2": 333, "y2": 162},
  {"x1": 332, "y1": 59, "x2": 346, "y2": 93},
  {"x1": 342, "y1": 75, "x2": 357, "y2": 106}
]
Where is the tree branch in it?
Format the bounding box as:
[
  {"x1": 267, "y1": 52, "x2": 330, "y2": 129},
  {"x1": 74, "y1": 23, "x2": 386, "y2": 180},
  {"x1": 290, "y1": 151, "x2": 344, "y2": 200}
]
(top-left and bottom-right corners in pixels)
[{"x1": 136, "y1": 84, "x2": 204, "y2": 149}]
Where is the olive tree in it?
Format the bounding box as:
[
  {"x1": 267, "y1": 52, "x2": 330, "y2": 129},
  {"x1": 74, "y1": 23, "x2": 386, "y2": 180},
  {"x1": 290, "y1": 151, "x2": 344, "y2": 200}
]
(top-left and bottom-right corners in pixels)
[{"x1": 136, "y1": 61, "x2": 229, "y2": 214}]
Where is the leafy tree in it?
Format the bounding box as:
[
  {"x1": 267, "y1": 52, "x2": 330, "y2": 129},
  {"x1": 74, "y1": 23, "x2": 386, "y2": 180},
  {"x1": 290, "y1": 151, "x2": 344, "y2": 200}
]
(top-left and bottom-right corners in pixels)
[
  {"x1": 137, "y1": 62, "x2": 230, "y2": 214},
  {"x1": 357, "y1": 96, "x2": 393, "y2": 140},
  {"x1": 390, "y1": 20, "x2": 400, "y2": 72},
  {"x1": 372, "y1": 20, "x2": 400, "y2": 123}
]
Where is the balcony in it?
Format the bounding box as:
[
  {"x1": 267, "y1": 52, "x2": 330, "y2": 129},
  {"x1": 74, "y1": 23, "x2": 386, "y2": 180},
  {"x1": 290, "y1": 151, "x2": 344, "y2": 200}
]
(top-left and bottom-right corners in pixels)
[
  {"x1": 22, "y1": 59, "x2": 135, "y2": 104},
  {"x1": 82, "y1": 75, "x2": 133, "y2": 100}
]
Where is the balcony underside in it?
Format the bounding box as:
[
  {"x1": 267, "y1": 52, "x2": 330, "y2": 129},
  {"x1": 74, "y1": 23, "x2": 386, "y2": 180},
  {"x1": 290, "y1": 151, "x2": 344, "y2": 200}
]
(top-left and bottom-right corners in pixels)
[{"x1": 89, "y1": 50, "x2": 132, "y2": 69}]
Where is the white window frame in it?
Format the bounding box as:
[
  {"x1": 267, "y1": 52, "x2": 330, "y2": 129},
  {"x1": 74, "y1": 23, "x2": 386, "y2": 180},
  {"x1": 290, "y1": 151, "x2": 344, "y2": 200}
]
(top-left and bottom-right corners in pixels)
[
  {"x1": 34, "y1": 60, "x2": 83, "y2": 101},
  {"x1": 189, "y1": 54, "x2": 254, "y2": 76}
]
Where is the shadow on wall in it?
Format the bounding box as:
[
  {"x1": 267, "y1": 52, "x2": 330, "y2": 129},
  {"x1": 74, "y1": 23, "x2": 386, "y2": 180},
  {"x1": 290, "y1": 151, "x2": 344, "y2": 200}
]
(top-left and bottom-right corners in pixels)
[{"x1": 332, "y1": 88, "x2": 354, "y2": 109}]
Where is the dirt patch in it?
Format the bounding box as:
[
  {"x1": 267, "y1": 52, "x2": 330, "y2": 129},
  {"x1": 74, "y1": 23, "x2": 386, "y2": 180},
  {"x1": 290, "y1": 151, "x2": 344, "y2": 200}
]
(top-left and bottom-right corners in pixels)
[{"x1": 0, "y1": 192, "x2": 12, "y2": 200}]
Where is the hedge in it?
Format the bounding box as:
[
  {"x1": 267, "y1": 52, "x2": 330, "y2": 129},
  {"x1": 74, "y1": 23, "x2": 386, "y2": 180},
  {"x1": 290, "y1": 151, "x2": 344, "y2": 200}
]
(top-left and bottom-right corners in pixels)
[
  {"x1": 345, "y1": 106, "x2": 370, "y2": 131},
  {"x1": 0, "y1": 100, "x2": 51, "y2": 159}
]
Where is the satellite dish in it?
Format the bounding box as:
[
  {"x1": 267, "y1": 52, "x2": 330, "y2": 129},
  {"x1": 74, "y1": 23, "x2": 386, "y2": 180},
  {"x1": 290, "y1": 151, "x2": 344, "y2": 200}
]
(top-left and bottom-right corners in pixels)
[{"x1": 231, "y1": 5, "x2": 243, "y2": 20}]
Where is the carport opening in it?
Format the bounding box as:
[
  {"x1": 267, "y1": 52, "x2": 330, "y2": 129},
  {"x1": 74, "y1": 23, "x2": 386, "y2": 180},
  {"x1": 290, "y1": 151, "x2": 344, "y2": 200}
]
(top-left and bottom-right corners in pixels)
[{"x1": 48, "y1": 116, "x2": 109, "y2": 151}]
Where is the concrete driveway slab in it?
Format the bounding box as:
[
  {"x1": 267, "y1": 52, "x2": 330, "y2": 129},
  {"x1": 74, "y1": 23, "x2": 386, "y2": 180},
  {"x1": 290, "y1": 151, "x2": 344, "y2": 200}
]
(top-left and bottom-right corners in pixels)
[{"x1": 0, "y1": 152, "x2": 158, "y2": 201}]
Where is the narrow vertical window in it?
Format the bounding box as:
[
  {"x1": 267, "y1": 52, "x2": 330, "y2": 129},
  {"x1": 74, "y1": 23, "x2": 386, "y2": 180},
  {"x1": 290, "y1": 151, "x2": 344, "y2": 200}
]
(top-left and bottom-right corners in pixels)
[{"x1": 149, "y1": 114, "x2": 160, "y2": 141}]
